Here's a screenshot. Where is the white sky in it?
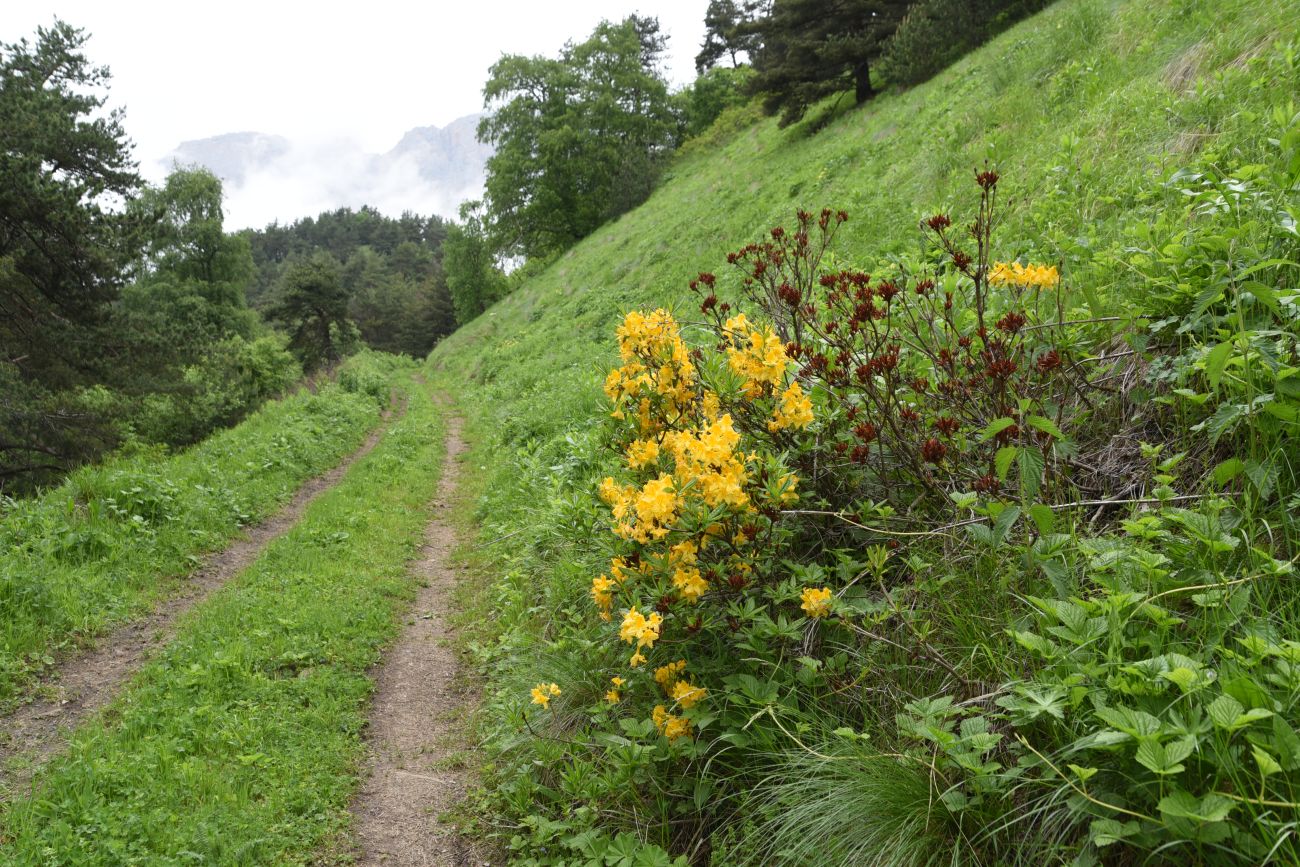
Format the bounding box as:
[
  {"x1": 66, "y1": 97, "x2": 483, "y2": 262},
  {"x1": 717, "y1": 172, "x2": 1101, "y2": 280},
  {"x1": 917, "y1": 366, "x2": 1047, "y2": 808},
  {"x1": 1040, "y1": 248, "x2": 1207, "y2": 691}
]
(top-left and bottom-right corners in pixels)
[{"x1": 3, "y1": 1, "x2": 708, "y2": 177}]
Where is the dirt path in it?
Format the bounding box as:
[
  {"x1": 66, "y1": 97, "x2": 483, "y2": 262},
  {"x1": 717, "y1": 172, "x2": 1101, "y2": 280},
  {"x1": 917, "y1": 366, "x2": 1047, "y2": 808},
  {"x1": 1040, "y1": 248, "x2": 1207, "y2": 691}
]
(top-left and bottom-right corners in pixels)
[
  {"x1": 349, "y1": 408, "x2": 494, "y2": 866},
  {"x1": 0, "y1": 396, "x2": 405, "y2": 797}
]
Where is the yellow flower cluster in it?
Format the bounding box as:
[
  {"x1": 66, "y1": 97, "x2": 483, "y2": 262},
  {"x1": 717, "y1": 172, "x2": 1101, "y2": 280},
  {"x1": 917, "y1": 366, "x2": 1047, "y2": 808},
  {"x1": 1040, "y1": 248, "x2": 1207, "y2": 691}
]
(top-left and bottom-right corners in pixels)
[
  {"x1": 662, "y1": 414, "x2": 750, "y2": 509},
  {"x1": 530, "y1": 682, "x2": 562, "y2": 708},
  {"x1": 592, "y1": 308, "x2": 820, "y2": 746},
  {"x1": 604, "y1": 309, "x2": 696, "y2": 435},
  {"x1": 768, "y1": 381, "x2": 814, "y2": 432},
  {"x1": 652, "y1": 704, "x2": 693, "y2": 741},
  {"x1": 599, "y1": 473, "x2": 680, "y2": 544},
  {"x1": 800, "y1": 586, "x2": 834, "y2": 619},
  {"x1": 620, "y1": 605, "x2": 663, "y2": 666},
  {"x1": 724, "y1": 313, "x2": 790, "y2": 399},
  {"x1": 606, "y1": 676, "x2": 625, "y2": 703},
  {"x1": 989, "y1": 261, "x2": 1059, "y2": 290}
]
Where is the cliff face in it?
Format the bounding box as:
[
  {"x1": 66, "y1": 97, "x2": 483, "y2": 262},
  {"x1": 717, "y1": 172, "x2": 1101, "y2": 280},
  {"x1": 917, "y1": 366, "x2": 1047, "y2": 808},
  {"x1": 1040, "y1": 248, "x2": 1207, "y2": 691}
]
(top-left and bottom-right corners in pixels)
[{"x1": 385, "y1": 114, "x2": 492, "y2": 189}]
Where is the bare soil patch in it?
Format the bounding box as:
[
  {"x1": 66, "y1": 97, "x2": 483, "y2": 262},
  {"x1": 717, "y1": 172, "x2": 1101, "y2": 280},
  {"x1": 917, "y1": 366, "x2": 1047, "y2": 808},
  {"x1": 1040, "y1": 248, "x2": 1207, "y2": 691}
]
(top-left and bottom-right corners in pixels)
[
  {"x1": 349, "y1": 408, "x2": 495, "y2": 866},
  {"x1": 0, "y1": 396, "x2": 404, "y2": 797}
]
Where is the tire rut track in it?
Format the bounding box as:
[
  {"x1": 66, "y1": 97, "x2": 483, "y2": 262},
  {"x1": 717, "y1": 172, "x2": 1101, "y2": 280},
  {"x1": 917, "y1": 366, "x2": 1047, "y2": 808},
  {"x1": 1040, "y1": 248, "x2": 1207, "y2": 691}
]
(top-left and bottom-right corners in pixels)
[
  {"x1": 0, "y1": 393, "x2": 407, "y2": 798},
  {"x1": 348, "y1": 402, "x2": 495, "y2": 866}
]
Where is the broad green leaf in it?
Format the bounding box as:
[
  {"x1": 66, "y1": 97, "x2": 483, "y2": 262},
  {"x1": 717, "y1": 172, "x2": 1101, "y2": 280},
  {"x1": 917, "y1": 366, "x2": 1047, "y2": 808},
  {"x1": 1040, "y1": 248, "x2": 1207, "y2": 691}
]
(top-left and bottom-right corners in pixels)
[
  {"x1": 1136, "y1": 738, "x2": 1187, "y2": 775},
  {"x1": 1211, "y1": 458, "x2": 1245, "y2": 486},
  {"x1": 1158, "y1": 790, "x2": 1234, "y2": 823},
  {"x1": 1019, "y1": 448, "x2": 1045, "y2": 501},
  {"x1": 982, "y1": 417, "x2": 1017, "y2": 441},
  {"x1": 1027, "y1": 415, "x2": 1066, "y2": 440},
  {"x1": 1068, "y1": 764, "x2": 1099, "y2": 783},
  {"x1": 1090, "y1": 818, "x2": 1139, "y2": 847},
  {"x1": 995, "y1": 446, "x2": 1018, "y2": 481},
  {"x1": 1207, "y1": 694, "x2": 1245, "y2": 729},
  {"x1": 1204, "y1": 340, "x2": 1234, "y2": 389},
  {"x1": 1253, "y1": 744, "x2": 1283, "y2": 777},
  {"x1": 1028, "y1": 503, "x2": 1055, "y2": 535}
]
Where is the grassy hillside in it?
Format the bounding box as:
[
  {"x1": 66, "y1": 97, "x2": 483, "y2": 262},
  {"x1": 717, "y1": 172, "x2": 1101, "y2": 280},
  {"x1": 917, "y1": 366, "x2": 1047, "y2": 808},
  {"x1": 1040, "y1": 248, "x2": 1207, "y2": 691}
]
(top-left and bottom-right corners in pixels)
[{"x1": 428, "y1": 0, "x2": 1300, "y2": 861}]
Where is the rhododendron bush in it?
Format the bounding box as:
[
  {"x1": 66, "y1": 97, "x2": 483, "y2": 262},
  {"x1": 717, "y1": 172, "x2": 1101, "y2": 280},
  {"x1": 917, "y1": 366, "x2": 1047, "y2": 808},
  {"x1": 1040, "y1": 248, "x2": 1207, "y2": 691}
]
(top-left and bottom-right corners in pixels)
[{"x1": 543, "y1": 173, "x2": 1097, "y2": 754}]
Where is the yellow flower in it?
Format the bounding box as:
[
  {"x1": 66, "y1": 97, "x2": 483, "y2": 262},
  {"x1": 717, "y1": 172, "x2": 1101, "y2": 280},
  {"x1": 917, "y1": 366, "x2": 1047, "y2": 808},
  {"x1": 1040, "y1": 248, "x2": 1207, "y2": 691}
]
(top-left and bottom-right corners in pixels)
[
  {"x1": 619, "y1": 606, "x2": 663, "y2": 649},
  {"x1": 672, "y1": 566, "x2": 709, "y2": 602},
  {"x1": 989, "y1": 261, "x2": 1059, "y2": 290},
  {"x1": 727, "y1": 324, "x2": 790, "y2": 398},
  {"x1": 654, "y1": 659, "x2": 687, "y2": 693},
  {"x1": 652, "y1": 704, "x2": 693, "y2": 742},
  {"x1": 635, "y1": 474, "x2": 678, "y2": 531},
  {"x1": 629, "y1": 650, "x2": 647, "y2": 667},
  {"x1": 530, "y1": 682, "x2": 561, "y2": 708},
  {"x1": 671, "y1": 679, "x2": 707, "y2": 710},
  {"x1": 769, "y1": 381, "x2": 814, "y2": 432},
  {"x1": 606, "y1": 676, "x2": 625, "y2": 703},
  {"x1": 626, "y1": 438, "x2": 660, "y2": 469},
  {"x1": 591, "y1": 574, "x2": 614, "y2": 615},
  {"x1": 801, "y1": 586, "x2": 834, "y2": 619}
]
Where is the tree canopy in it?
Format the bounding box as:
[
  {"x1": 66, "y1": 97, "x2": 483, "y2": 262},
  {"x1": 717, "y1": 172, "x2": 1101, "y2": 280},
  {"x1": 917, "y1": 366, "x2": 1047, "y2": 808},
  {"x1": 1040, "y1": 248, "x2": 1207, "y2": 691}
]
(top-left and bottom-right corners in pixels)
[
  {"x1": 478, "y1": 15, "x2": 679, "y2": 260},
  {"x1": 0, "y1": 20, "x2": 148, "y2": 389},
  {"x1": 748, "y1": 0, "x2": 911, "y2": 126}
]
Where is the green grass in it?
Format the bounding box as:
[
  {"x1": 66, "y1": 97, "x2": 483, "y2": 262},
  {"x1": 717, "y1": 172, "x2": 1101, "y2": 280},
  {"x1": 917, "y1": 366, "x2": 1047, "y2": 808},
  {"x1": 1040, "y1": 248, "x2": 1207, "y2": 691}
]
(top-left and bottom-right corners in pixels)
[
  {"x1": 423, "y1": 0, "x2": 1300, "y2": 859},
  {"x1": 0, "y1": 359, "x2": 397, "y2": 709},
  {"x1": 0, "y1": 370, "x2": 447, "y2": 864}
]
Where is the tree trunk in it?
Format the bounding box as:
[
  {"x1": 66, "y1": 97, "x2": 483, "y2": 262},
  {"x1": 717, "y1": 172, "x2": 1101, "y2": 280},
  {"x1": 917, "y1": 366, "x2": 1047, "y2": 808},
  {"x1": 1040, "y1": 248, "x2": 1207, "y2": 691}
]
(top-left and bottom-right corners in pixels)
[{"x1": 854, "y1": 60, "x2": 874, "y2": 103}]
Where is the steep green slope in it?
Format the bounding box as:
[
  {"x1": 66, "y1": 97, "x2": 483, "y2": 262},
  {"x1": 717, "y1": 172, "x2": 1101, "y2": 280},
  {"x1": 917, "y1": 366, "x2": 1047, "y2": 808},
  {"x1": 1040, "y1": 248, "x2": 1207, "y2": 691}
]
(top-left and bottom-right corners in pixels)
[
  {"x1": 435, "y1": 0, "x2": 1291, "y2": 437},
  {"x1": 428, "y1": 0, "x2": 1299, "y2": 861}
]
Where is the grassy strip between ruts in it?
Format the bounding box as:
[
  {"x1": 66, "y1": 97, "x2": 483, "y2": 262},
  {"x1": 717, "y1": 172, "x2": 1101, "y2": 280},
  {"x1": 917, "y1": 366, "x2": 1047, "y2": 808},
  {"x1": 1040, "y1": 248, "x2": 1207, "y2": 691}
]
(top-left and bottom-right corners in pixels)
[
  {"x1": 0, "y1": 354, "x2": 399, "y2": 710},
  {"x1": 0, "y1": 371, "x2": 447, "y2": 865}
]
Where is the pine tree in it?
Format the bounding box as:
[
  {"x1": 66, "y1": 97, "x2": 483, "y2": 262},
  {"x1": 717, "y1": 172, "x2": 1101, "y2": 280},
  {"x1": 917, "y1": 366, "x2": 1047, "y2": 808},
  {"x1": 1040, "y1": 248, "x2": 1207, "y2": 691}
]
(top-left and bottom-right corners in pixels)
[{"x1": 749, "y1": 0, "x2": 910, "y2": 126}]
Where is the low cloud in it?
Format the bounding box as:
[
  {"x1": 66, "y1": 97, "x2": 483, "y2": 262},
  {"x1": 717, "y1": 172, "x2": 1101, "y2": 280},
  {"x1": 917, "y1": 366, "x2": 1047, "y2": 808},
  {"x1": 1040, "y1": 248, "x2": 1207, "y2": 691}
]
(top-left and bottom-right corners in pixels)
[{"x1": 155, "y1": 116, "x2": 490, "y2": 230}]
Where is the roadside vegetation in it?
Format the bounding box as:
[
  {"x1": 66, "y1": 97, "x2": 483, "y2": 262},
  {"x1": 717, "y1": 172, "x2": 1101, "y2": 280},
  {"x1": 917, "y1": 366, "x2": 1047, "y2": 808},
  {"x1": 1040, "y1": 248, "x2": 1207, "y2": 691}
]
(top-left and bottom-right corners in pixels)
[
  {"x1": 0, "y1": 359, "x2": 447, "y2": 863},
  {"x1": 0, "y1": 352, "x2": 401, "y2": 709},
  {"x1": 428, "y1": 0, "x2": 1300, "y2": 862}
]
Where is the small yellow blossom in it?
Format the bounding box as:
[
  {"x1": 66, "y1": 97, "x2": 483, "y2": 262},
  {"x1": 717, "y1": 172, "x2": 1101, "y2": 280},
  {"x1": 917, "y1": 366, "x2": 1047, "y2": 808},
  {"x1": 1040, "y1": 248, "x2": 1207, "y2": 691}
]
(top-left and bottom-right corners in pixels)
[
  {"x1": 620, "y1": 606, "x2": 662, "y2": 649},
  {"x1": 989, "y1": 261, "x2": 1059, "y2": 290},
  {"x1": 652, "y1": 704, "x2": 693, "y2": 741},
  {"x1": 769, "y1": 381, "x2": 814, "y2": 432},
  {"x1": 530, "y1": 682, "x2": 561, "y2": 708},
  {"x1": 672, "y1": 566, "x2": 709, "y2": 602},
  {"x1": 629, "y1": 650, "x2": 647, "y2": 667},
  {"x1": 800, "y1": 586, "x2": 834, "y2": 619},
  {"x1": 670, "y1": 679, "x2": 707, "y2": 710},
  {"x1": 654, "y1": 659, "x2": 687, "y2": 692},
  {"x1": 626, "y1": 438, "x2": 659, "y2": 469},
  {"x1": 606, "y1": 676, "x2": 625, "y2": 703},
  {"x1": 591, "y1": 574, "x2": 614, "y2": 616}
]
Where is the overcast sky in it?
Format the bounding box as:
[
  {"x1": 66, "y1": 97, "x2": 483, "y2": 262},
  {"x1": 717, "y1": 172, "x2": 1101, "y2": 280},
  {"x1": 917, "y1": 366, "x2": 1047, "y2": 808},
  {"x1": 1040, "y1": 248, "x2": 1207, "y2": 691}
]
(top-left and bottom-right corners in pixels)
[{"x1": 2, "y1": 2, "x2": 708, "y2": 225}]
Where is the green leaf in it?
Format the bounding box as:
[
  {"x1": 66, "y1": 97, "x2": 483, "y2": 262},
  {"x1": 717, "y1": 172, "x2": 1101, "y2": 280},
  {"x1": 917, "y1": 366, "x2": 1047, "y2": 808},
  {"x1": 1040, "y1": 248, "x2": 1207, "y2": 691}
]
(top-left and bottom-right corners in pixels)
[
  {"x1": 995, "y1": 446, "x2": 1018, "y2": 482},
  {"x1": 1027, "y1": 415, "x2": 1066, "y2": 440},
  {"x1": 1028, "y1": 503, "x2": 1055, "y2": 535},
  {"x1": 992, "y1": 504, "x2": 1021, "y2": 545},
  {"x1": 1207, "y1": 694, "x2": 1245, "y2": 729},
  {"x1": 1019, "y1": 448, "x2": 1045, "y2": 501},
  {"x1": 1203, "y1": 340, "x2": 1234, "y2": 389},
  {"x1": 1136, "y1": 738, "x2": 1188, "y2": 775},
  {"x1": 1158, "y1": 790, "x2": 1234, "y2": 824},
  {"x1": 1211, "y1": 458, "x2": 1245, "y2": 486},
  {"x1": 1090, "y1": 818, "x2": 1140, "y2": 847},
  {"x1": 1068, "y1": 764, "x2": 1099, "y2": 783},
  {"x1": 1253, "y1": 744, "x2": 1283, "y2": 777},
  {"x1": 982, "y1": 417, "x2": 1017, "y2": 442}
]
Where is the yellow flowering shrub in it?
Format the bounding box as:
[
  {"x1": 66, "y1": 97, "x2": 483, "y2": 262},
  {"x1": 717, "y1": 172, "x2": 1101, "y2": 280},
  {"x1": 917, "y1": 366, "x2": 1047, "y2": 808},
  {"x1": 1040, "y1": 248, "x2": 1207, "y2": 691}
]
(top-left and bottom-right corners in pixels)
[{"x1": 589, "y1": 306, "x2": 835, "y2": 748}]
